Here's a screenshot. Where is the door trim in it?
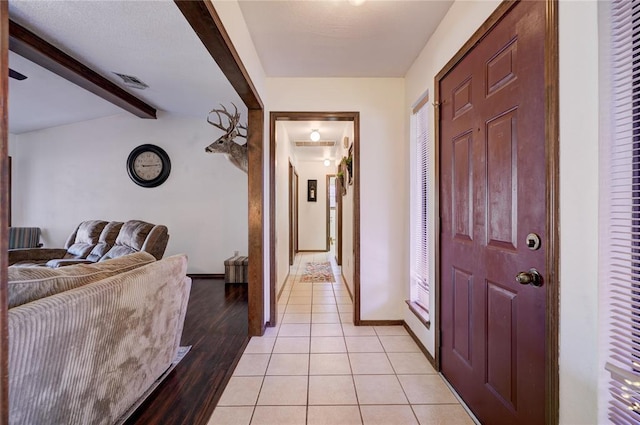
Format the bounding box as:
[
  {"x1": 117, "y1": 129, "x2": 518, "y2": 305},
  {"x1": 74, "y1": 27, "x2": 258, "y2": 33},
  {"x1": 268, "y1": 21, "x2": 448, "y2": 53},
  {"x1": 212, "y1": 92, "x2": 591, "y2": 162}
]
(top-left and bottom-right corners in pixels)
[
  {"x1": 544, "y1": 2, "x2": 560, "y2": 421},
  {"x1": 325, "y1": 174, "x2": 335, "y2": 252},
  {"x1": 269, "y1": 112, "x2": 361, "y2": 325},
  {"x1": 433, "y1": 0, "x2": 558, "y2": 423}
]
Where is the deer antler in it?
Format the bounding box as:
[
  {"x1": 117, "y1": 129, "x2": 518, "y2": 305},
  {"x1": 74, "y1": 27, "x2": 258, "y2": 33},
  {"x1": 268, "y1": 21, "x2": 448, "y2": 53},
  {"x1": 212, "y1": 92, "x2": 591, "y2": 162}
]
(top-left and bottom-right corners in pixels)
[
  {"x1": 207, "y1": 103, "x2": 248, "y2": 138},
  {"x1": 207, "y1": 103, "x2": 239, "y2": 132},
  {"x1": 237, "y1": 123, "x2": 248, "y2": 139}
]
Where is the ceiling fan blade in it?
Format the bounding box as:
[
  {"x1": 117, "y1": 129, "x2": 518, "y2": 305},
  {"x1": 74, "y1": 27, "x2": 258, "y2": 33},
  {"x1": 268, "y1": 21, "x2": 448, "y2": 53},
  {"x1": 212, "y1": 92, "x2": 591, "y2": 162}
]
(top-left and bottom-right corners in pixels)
[{"x1": 9, "y1": 68, "x2": 27, "y2": 81}]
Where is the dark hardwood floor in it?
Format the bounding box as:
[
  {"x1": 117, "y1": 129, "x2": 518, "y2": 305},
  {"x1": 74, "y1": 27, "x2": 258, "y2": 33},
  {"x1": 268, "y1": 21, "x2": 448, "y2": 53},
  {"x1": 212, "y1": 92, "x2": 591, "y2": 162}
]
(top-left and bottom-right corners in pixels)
[{"x1": 125, "y1": 278, "x2": 249, "y2": 425}]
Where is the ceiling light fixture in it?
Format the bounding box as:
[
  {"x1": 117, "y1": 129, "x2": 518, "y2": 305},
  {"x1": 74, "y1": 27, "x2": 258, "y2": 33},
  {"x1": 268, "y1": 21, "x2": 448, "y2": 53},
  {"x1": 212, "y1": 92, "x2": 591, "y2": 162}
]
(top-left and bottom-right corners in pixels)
[
  {"x1": 310, "y1": 129, "x2": 321, "y2": 142},
  {"x1": 323, "y1": 159, "x2": 331, "y2": 167}
]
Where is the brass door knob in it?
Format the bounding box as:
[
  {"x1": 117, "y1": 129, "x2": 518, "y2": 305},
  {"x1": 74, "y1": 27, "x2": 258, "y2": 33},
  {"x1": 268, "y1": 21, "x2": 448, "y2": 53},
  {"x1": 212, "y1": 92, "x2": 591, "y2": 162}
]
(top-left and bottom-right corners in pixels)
[{"x1": 515, "y1": 269, "x2": 543, "y2": 287}]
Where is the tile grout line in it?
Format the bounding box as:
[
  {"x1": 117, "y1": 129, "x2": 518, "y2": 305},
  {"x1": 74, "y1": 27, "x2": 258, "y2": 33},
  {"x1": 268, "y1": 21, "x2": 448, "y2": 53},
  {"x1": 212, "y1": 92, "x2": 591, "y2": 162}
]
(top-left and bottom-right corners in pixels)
[
  {"x1": 305, "y1": 261, "x2": 312, "y2": 425},
  {"x1": 331, "y1": 253, "x2": 367, "y2": 425}
]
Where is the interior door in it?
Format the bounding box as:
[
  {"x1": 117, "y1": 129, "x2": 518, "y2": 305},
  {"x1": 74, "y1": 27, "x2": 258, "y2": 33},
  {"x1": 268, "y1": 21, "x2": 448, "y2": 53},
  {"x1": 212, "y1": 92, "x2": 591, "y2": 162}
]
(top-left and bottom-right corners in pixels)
[{"x1": 439, "y1": 2, "x2": 546, "y2": 424}]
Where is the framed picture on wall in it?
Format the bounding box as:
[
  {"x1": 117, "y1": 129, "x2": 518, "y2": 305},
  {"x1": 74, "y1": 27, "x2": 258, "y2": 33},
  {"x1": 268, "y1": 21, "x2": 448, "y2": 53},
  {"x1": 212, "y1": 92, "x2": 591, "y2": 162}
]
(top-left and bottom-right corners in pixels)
[{"x1": 308, "y1": 179, "x2": 317, "y2": 202}]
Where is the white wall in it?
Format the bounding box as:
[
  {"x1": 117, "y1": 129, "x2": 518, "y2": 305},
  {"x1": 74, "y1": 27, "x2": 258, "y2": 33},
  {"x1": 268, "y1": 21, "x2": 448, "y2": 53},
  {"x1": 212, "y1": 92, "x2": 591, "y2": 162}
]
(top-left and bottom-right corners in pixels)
[
  {"x1": 10, "y1": 112, "x2": 248, "y2": 274},
  {"x1": 267, "y1": 78, "x2": 406, "y2": 320},
  {"x1": 338, "y1": 125, "x2": 355, "y2": 296},
  {"x1": 8, "y1": 133, "x2": 17, "y2": 153},
  {"x1": 559, "y1": 1, "x2": 599, "y2": 423},
  {"x1": 404, "y1": 0, "x2": 601, "y2": 423},
  {"x1": 275, "y1": 121, "x2": 294, "y2": 296},
  {"x1": 297, "y1": 160, "x2": 332, "y2": 251},
  {"x1": 340, "y1": 164, "x2": 355, "y2": 297},
  {"x1": 597, "y1": 3, "x2": 613, "y2": 424}
]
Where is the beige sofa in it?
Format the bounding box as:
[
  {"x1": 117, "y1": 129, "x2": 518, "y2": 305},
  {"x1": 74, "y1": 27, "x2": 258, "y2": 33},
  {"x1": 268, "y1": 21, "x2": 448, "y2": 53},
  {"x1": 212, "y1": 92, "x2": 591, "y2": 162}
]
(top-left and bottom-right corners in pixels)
[{"x1": 7, "y1": 252, "x2": 192, "y2": 425}]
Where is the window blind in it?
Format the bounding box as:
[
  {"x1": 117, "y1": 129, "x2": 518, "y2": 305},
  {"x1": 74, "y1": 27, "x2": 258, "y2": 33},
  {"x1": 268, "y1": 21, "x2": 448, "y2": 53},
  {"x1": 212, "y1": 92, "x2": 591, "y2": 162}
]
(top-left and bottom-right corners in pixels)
[
  {"x1": 411, "y1": 95, "x2": 430, "y2": 320},
  {"x1": 604, "y1": 0, "x2": 640, "y2": 422}
]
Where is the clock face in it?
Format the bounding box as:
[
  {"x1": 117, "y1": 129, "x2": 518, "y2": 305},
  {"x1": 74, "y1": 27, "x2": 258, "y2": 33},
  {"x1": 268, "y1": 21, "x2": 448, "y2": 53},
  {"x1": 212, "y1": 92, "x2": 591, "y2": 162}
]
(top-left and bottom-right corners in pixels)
[
  {"x1": 127, "y1": 144, "x2": 171, "y2": 188},
  {"x1": 133, "y1": 151, "x2": 163, "y2": 181}
]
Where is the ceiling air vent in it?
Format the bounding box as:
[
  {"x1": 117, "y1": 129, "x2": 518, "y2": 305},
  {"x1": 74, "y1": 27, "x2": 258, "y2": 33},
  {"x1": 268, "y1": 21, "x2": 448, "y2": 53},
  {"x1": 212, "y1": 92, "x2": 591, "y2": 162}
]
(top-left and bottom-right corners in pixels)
[
  {"x1": 113, "y1": 72, "x2": 149, "y2": 90},
  {"x1": 294, "y1": 140, "x2": 336, "y2": 147},
  {"x1": 9, "y1": 68, "x2": 27, "y2": 81}
]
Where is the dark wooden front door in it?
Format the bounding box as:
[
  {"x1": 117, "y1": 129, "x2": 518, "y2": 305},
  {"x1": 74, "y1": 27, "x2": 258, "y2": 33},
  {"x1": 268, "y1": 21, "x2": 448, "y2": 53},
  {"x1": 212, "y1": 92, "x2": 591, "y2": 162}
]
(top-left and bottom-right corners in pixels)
[{"x1": 439, "y1": 2, "x2": 546, "y2": 424}]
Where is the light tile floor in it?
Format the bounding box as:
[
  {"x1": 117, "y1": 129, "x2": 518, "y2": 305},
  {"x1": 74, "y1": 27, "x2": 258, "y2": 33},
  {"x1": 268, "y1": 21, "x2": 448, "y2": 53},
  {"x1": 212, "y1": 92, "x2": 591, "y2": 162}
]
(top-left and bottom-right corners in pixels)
[{"x1": 208, "y1": 253, "x2": 477, "y2": 425}]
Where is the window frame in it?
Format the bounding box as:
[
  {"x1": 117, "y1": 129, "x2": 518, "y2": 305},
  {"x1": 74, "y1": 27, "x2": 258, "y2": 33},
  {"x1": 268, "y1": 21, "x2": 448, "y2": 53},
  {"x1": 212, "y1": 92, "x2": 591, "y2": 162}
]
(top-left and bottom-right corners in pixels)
[{"x1": 407, "y1": 91, "x2": 431, "y2": 328}]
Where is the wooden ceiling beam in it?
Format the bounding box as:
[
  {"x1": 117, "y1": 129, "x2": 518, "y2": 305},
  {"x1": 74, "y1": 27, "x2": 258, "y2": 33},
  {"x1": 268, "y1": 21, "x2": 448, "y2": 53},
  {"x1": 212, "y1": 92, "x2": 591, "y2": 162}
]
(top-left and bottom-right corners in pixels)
[
  {"x1": 174, "y1": 0, "x2": 263, "y2": 110},
  {"x1": 9, "y1": 20, "x2": 157, "y2": 119}
]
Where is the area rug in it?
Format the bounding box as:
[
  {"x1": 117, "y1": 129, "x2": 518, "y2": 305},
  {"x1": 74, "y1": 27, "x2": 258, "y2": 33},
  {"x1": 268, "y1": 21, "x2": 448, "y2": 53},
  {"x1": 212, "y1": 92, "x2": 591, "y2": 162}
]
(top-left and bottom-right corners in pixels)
[{"x1": 300, "y1": 262, "x2": 335, "y2": 283}]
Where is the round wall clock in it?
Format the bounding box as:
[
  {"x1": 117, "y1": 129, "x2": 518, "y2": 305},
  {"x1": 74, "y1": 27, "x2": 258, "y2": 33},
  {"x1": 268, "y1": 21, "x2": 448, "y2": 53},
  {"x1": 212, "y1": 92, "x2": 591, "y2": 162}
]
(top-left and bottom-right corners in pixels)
[{"x1": 126, "y1": 144, "x2": 171, "y2": 188}]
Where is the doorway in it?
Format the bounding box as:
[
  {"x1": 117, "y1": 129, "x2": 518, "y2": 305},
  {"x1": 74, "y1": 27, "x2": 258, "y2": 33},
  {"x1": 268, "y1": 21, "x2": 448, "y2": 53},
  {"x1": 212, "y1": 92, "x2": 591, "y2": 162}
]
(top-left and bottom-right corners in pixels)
[
  {"x1": 269, "y1": 112, "x2": 360, "y2": 325},
  {"x1": 436, "y1": 1, "x2": 558, "y2": 424}
]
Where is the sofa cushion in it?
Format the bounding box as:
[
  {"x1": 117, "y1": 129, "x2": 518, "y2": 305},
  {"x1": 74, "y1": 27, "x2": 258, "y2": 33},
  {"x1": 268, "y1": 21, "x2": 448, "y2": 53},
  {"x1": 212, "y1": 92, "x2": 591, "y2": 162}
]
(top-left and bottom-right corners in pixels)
[
  {"x1": 8, "y1": 252, "x2": 156, "y2": 308},
  {"x1": 100, "y1": 220, "x2": 156, "y2": 261},
  {"x1": 76, "y1": 220, "x2": 106, "y2": 243},
  {"x1": 86, "y1": 221, "x2": 124, "y2": 262},
  {"x1": 62, "y1": 220, "x2": 108, "y2": 259},
  {"x1": 116, "y1": 220, "x2": 153, "y2": 250},
  {"x1": 65, "y1": 242, "x2": 96, "y2": 259}
]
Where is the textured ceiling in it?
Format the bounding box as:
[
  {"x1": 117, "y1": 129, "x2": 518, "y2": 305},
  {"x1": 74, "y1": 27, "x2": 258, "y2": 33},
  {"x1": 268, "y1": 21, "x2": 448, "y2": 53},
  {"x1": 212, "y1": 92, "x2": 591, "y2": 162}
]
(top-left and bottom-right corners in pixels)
[
  {"x1": 9, "y1": 51, "x2": 123, "y2": 134},
  {"x1": 238, "y1": 0, "x2": 454, "y2": 77},
  {"x1": 8, "y1": 0, "x2": 244, "y2": 134},
  {"x1": 7, "y1": 0, "x2": 453, "y2": 135}
]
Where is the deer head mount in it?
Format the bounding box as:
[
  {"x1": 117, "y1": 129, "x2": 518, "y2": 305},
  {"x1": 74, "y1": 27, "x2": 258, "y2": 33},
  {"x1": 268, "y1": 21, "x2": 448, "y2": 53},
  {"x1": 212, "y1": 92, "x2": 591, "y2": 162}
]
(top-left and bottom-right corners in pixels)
[{"x1": 205, "y1": 103, "x2": 248, "y2": 173}]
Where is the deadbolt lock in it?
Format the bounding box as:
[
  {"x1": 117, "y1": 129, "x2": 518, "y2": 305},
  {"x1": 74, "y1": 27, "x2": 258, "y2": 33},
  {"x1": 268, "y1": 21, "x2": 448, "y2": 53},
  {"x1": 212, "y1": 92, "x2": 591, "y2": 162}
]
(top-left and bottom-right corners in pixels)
[{"x1": 526, "y1": 233, "x2": 541, "y2": 251}]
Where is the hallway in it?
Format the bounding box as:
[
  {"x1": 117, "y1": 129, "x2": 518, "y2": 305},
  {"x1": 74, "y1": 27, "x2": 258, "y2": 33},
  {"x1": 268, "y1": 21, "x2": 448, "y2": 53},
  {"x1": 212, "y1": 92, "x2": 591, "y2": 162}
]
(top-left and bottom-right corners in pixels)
[{"x1": 208, "y1": 252, "x2": 476, "y2": 425}]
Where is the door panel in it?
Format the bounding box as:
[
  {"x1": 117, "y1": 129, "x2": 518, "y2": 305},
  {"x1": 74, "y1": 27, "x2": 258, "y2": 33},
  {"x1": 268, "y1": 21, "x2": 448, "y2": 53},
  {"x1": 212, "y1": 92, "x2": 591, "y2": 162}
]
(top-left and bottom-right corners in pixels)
[
  {"x1": 439, "y1": 2, "x2": 546, "y2": 424},
  {"x1": 453, "y1": 133, "x2": 473, "y2": 241},
  {"x1": 452, "y1": 267, "x2": 472, "y2": 365},
  {"x1": 486, "y1": 280, "x2": 517, "y2": 408},
  {"x1": 486, "y1": 110, "x2": 517, "y2": 249}
]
